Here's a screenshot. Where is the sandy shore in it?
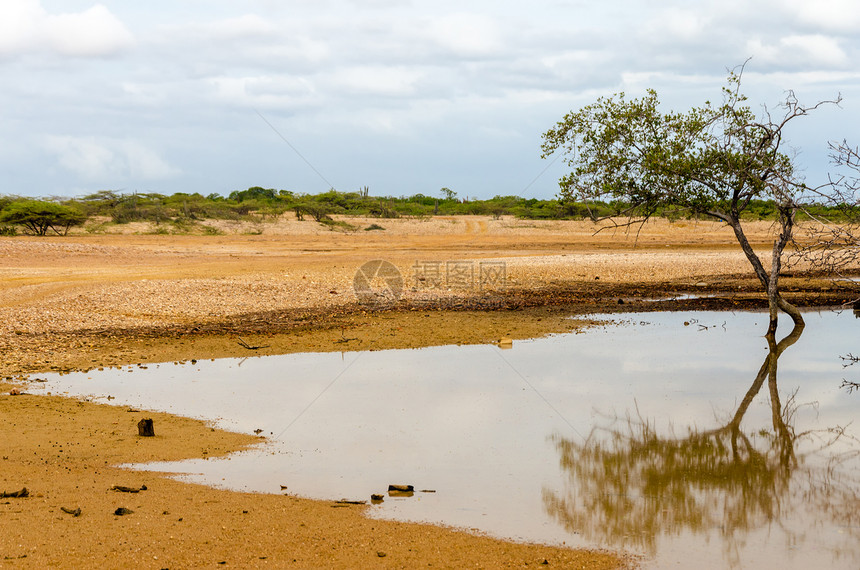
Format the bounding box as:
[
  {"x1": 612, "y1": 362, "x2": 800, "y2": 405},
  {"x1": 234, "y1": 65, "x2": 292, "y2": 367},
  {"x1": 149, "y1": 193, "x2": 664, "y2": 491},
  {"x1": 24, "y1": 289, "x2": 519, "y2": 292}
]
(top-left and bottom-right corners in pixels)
[{"x1": 1, "y1": 216, "x2": 856, "y2": 568}]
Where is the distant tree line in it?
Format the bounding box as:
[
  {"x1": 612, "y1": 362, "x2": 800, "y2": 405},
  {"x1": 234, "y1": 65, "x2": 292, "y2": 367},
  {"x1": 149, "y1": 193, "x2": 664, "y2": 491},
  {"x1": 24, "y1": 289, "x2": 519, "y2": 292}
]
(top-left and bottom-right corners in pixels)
[{"x1": 0, "y1": 187, "x2": 852, "y2": 236}]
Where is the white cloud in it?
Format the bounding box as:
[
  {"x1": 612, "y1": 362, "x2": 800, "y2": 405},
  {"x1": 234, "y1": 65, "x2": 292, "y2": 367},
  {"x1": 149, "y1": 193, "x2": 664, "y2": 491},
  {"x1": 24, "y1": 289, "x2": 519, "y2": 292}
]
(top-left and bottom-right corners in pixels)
[
  {"x1": 208, "y1": 75, "x2": 319, "y2": 110},
  {"x1": 44, "y1": 5, "x2": 134, "y2": 57},
  {"x1": 155, "y1": 16, "x2": 329, "y2": 76},
  {"x1": 0, "y1": 0, "x2": 132, "y2": 58},
  {"x1": 646, "y1": 9, "x2": 706, "y2": 42},
  {"x1": 121, "y1": 140, "x2": 181, "y2": 180},
  {"x1": 423, "y1": 13, "x2": 503, "y2": 58},
  {"x1": 0, "y1": 0, "x2": 42, "y2": 54},
  {"x1": 747, "y1": 34, "x2": 848, "y2": 68},
  {"x1": 177, "y1": 13, "x2": 277, "y2": 41},
  {"x1": 44, "y1": 136, "x2": 179, "y2": 181},
  {"x1": 782, "y1": 0, "x2": 860, "y2": 33},
  {"x1": 325, "y1": 65, "x2": 426, "y2": 97}
]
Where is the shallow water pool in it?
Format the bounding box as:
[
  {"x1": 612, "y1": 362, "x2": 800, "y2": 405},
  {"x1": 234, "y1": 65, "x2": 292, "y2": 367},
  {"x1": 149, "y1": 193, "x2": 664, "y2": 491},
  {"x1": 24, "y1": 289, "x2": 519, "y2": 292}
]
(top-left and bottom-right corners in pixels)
[{"x1": 33, "y1": 310, "x2": 860, "y2": 569}]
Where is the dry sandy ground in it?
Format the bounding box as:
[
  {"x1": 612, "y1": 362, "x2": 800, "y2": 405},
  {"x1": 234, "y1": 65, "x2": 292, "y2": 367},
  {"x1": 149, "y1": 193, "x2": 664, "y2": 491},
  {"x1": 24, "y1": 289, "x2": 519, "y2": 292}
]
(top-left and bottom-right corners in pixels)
[{"x1": 1, "y1": 215, "x2": 855, "y2": 568}]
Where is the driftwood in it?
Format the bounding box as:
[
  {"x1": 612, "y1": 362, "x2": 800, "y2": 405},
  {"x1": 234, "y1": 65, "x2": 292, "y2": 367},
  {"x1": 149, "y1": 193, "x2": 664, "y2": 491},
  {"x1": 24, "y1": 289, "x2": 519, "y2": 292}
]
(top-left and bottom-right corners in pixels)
[
  {"x1": 137, "y1": 418, "x2": 155, "y2": 437},
  {"x1": 111, "y1": 485, "x2": 146, "y2": 493},
  {"x1": 388, "y1": 484, "x2": 414, "y2": 497},
  {"x1": 334, "y1": 499, "x2": 367, "y2": 505},
  {"x1": 0, "y1": 488, "x2": 28, "y2": 498},
  {"x1": 237, "y1": 337, "x2": 270, "y2": 350}
]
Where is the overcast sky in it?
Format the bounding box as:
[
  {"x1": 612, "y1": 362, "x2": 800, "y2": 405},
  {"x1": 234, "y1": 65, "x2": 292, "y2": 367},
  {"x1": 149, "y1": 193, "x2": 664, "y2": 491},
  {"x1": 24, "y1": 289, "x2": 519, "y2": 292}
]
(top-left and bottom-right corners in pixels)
[{"x1": 2, "y1": 0, "x2": 859, "y2": 200}]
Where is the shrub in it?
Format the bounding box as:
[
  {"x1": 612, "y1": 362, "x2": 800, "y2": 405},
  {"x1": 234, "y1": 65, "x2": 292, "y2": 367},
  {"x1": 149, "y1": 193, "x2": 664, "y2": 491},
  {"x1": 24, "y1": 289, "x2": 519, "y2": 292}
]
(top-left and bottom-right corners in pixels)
[{"x1": 0, "y1": 200, "x2": 86, "y2": 235}]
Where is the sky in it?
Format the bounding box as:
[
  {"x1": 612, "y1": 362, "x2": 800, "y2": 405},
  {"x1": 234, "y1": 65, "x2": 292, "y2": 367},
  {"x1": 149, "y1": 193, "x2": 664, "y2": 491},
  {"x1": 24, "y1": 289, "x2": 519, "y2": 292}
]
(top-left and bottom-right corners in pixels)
[{"x1": 2, "y1": 0, "x2": 859, "y2": 200}]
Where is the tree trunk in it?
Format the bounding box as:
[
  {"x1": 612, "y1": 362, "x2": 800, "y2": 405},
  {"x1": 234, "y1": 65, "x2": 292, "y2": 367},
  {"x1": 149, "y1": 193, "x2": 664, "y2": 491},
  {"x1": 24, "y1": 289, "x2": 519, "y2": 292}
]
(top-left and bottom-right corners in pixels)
[
  {"x1": 723, "y1": 316, "x2": 804, "y2": 460},
  {"x1": 726, "y1": 213, "x2": 804, "y2": 332}
]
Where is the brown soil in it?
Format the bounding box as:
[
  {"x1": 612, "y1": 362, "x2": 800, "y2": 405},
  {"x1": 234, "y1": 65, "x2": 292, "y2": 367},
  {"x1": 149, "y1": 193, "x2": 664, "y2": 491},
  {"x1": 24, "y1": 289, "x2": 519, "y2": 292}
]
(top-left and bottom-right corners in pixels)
[{"x1": 1, "y1": 216, "x2": 857, "y2": 568}]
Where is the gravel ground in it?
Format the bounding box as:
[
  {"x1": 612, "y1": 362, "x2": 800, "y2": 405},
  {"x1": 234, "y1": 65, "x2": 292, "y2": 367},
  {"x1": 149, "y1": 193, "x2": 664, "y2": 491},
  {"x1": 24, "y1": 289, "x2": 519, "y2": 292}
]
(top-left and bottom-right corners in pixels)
[{"x1": 0, "y1": 217, "x2": 784, "y2": 336}]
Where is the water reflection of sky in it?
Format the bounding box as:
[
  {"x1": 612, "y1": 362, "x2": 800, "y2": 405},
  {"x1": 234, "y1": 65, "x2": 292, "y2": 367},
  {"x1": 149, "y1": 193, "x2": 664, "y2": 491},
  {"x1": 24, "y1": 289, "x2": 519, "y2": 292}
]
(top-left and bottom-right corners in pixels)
[{"x1": 33, "y1": 310, "x2": 860, "y2": 569}]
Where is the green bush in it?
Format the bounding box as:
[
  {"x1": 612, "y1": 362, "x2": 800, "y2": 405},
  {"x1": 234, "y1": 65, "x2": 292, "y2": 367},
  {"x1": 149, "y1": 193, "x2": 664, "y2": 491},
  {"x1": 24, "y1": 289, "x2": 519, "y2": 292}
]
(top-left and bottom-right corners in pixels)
[{"x1": 0, "y1": 200, "x2": 86, "y2": 235}]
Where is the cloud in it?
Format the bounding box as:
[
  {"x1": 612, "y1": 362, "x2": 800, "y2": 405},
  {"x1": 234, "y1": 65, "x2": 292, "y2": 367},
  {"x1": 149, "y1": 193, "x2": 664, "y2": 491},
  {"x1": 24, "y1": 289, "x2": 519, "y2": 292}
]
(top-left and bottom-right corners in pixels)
[
  {"x1": 0, "y1": 0, "x2": 133, "y2": 58},
  {"x1": 747, "y1": 35, "x2": 849, "y2": 68},
  {"x1": 782, "y1": 0, "x2": 860, "y2": 33},
  {"x1": 325, "y1": 65, "x2": 426, "y2": 97},
  {"x1": 155, "y1": 15, "x2": 329, "y2": 76},
  {"x1": 422, "y1": 13, "x2": 503, "y2": 58},
  {"x1": 44, "y1": 5, "x2": 134, "y2": 57},
  {"x1": 208, "y1": 74, "x2": 320, "y2": 111},
  {"x1": 1, "y1": 1, "x2": 858, "y2": 200},
  {"x1": 645, "y1": 9, "x2": 707, "y2": 42},
  {"x1": 44, "y1": 136, "x2": 180, "y2": 182},
  {"x1": 176, "y1": 13, "x2": 278, "y2": 42},
  {"x1": 0, "y1": 0, "x2": 42, "y2": 55}
]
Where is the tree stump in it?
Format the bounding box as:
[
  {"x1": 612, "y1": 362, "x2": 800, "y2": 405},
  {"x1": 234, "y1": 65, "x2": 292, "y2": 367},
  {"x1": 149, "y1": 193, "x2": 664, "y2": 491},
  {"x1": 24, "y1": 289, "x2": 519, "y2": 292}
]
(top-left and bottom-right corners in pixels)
[{"x1": 137, "y1": 418, "x2": 155, "y2": 437}]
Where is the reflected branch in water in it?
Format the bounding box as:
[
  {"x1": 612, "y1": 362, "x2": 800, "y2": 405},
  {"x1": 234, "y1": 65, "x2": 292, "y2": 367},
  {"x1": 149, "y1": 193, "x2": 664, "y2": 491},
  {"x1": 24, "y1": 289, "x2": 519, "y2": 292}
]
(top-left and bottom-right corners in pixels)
[
  {"x1": 544, "y1": 318, "x2": 860, "y2": 560},
  {"x1": 841, "y1": 352, "x2": 860, "y2": 393}
]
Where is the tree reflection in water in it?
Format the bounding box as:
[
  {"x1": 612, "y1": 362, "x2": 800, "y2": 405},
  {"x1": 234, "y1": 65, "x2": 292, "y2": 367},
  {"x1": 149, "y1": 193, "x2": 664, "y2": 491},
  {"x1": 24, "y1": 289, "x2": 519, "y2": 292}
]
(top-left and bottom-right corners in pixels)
[{"x1": 544, "y1": 316, "x2": 860, "y2": 566}]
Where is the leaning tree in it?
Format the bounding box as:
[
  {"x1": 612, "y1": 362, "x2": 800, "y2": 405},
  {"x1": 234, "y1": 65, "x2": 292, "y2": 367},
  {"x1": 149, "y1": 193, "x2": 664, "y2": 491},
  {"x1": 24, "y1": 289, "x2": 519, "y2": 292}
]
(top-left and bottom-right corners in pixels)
[{"x1": 541, "y1": 64, "x2": 841, "y2": 332}]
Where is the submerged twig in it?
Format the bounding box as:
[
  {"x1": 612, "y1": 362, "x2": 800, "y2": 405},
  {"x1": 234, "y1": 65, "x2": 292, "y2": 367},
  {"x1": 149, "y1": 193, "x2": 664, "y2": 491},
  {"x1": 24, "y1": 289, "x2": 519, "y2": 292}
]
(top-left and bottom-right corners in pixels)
[{"x1": 237, "y1": 336, "x2": 271, "y2": 350}]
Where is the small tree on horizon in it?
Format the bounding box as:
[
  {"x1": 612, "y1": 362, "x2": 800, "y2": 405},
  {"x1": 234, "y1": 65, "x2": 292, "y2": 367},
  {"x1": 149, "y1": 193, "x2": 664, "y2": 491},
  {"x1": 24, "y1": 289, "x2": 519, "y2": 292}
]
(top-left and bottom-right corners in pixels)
[
  {"x1": 440, "y1": 187, "x2": 457, "y2": 201},
  {"x1": 0, "y1": 200, "x2": 86, "y2": 236}
]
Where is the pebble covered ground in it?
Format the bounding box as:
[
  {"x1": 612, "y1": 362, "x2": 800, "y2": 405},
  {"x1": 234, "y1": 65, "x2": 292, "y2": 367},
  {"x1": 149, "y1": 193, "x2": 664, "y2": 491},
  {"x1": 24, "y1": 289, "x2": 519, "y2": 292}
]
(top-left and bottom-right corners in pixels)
[{"x1": 0, "y1": 216, "x2": 780, "y2": 334}]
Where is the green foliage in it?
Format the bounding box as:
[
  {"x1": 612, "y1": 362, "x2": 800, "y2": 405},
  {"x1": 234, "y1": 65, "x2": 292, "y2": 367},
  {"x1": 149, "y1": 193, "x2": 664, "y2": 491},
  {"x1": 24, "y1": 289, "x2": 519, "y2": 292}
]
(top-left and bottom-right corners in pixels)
[
  {"x1": 229, "y1": 186, "x2": 279, "y2": 202},
  {"x1": 303, "y1": 203, "x2": 333, "y2": 222},
  {"x1": 541, "y1": 64, "x2": 841, "y2": 324},
  {"x1": 541, "y1": 68, "x2": 803, "y2": 223},
  {"x1": 0, "y1": 186, "x2": 851, "y2": 231},
  {"x1": 2, "y1": 155, "x2": 853, "y2": 242},
  {"x1": 368, "y1": 200, "x2": 400, "y2": 218},
  {"x1": 0, "y1": 195, "x2": 18, "y2": 212},
  {"x1": 318, "y1": 218, "x2": 357, "y2": 231},
  {"x1": 0, "y1": 200, "x2": 86, "y2": 236}
]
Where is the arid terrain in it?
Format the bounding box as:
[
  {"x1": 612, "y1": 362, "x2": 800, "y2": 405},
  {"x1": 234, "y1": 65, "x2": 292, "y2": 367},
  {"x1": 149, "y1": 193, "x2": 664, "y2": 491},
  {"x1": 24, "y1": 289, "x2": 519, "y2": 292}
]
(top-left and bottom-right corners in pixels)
[{"x1": 1, "y1": 215, "x2": 855, "y2": 568}]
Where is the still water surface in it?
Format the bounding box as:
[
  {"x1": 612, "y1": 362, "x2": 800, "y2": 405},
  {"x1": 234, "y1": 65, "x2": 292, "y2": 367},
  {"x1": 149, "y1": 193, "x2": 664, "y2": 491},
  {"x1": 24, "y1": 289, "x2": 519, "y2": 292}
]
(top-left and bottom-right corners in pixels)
[{"x1": 34, "y1": 310, "x2": 860, "y2": 569}]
